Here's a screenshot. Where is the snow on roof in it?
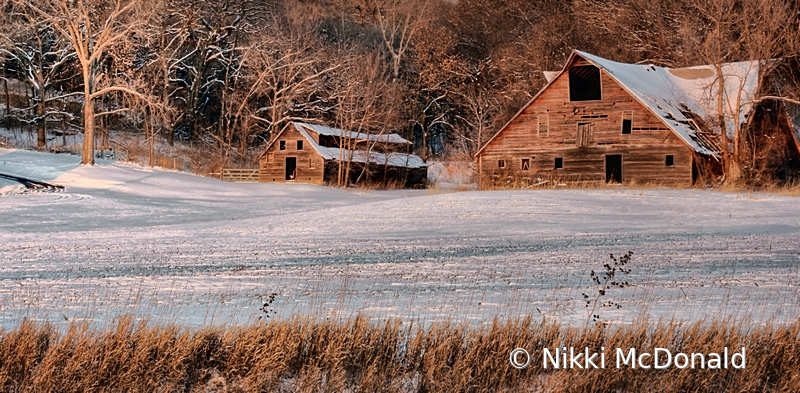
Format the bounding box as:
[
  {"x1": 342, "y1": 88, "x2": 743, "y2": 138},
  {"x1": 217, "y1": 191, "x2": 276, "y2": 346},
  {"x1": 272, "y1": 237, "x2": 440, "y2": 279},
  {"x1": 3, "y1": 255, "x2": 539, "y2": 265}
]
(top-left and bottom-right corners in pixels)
[
  {"x1": 293, "y1": 123, "x2": 426, "y2": 169},
  {"x1": 296, "y1": 122, "x2": 411, "y2": 145},
  {"x1": 542, "y1": 71, "x2": 559, "y2": 83},
  {"x1": 575, "y1": 51, "x2": 761, "y2": 157}
]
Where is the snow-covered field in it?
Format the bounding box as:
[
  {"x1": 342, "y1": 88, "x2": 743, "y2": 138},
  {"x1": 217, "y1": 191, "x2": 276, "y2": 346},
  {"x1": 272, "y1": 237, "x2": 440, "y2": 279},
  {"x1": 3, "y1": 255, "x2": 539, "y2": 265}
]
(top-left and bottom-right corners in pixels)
[{"x1": 1, "y1": 147, "x2": 799, "y2": 329}]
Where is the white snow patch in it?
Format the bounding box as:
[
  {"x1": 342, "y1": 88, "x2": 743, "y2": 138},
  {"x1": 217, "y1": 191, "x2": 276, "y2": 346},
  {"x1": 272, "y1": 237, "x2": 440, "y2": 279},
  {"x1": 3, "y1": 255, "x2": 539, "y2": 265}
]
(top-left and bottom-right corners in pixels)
[
  {"x1": 0, "y1": 183, "x2": 24, "y2": 195},
  {"x1": 427, "y1": 161, "x2": 478, "y2": 190}
]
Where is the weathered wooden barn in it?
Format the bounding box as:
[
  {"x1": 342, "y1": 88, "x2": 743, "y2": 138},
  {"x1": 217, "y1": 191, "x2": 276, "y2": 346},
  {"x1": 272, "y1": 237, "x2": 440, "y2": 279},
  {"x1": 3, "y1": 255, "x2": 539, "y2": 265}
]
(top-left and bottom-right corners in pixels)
[
  {"x1": 475, "y1": 50, "x2": 764, "y2": 188},
  {"x1": 258, "y1": 122, "x2": 427, "y2": 187}
]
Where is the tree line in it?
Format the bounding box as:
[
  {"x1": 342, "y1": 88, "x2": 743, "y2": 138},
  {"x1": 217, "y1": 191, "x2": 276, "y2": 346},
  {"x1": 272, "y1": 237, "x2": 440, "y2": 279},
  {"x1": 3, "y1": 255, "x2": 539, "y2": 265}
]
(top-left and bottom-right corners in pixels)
[{"x1": 1, "y1": 0, "x2": 799, "y2": 183}]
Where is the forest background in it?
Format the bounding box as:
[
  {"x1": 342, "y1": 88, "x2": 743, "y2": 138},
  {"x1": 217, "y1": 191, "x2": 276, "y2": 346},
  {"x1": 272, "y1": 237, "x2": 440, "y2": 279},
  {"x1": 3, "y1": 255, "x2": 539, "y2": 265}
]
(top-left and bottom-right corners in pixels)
[{"x1": 1, "y1": 0, "x2": 799, "y2": 185}]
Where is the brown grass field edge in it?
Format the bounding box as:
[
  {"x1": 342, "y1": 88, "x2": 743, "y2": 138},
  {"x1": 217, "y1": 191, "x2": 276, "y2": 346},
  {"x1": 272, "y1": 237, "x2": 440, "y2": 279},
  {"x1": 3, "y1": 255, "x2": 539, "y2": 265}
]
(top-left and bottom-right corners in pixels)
[{"x1": 0, "y1": 316, "x2": 798, "y2": 392}]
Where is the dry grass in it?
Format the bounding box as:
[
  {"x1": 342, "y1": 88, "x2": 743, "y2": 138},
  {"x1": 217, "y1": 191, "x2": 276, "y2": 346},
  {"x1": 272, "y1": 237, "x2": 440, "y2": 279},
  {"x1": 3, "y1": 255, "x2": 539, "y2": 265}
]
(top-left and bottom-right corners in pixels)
[
  {"x1": 718, "y1": 179, "x2": 800, "y2": 197},
  {"x1": 111, "y1": 135, "x2": 240, "y2": 177},
  {"x1": 479, "y1": 175, "x2": 688, "y2": 191},
  {"x1": 478, "y1": 172, "x2": 800, "y2": 195},
  {"x1": 1, "y1": 316, "x2": 798, "y2": 392}
]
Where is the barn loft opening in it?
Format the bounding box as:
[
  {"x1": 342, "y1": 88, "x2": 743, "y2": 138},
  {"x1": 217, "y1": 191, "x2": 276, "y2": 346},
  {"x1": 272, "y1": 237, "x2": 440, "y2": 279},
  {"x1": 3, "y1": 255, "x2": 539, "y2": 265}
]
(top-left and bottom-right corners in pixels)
[
  {"x1": 569, "y1": 64, "x2": 602, "y2": 101},
  {"x1": 621, "y1": 111, "x2": 633, "y2": 134},
  {"x1": 297, "y1": 140, "x2": 304, "y2": 150},
  {"x1": 666, "y1": 155, "x2": 674, "y2": 166}
]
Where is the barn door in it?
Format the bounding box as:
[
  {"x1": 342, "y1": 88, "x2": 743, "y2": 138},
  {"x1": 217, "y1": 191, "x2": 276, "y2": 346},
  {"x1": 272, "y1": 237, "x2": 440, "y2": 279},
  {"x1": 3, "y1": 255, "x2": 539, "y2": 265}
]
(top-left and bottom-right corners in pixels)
[
  {"x1": 577, "y1": 122, "x2": 594, "y2": 147},
  {"x1": 606, "y1": 155, "x2": 622, "y2": 183},
  {"x1": 285, "y1": 157, "x2": 297, "y2": 180}
]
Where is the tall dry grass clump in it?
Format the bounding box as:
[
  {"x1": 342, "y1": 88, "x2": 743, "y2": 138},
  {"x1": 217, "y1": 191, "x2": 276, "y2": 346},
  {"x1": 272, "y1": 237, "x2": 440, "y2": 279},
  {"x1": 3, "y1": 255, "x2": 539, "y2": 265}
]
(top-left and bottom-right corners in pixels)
[{"x1": 0, "y1": 316, "x2": 798, "y2": 392}]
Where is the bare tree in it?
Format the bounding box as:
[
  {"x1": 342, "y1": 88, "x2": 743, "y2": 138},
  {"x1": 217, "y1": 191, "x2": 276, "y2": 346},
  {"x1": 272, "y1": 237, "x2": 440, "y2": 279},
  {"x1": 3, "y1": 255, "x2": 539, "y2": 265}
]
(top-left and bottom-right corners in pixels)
[
  {"x1": 356, "y1": 0, "x2": 428, "y2": 81},
  {"x1": 692, "y1": 0, "x2": 740, "y2": 176},
  {"x1": 691, "y1": 0, "x2": 799, "y2": 180},
  {"x1": 27, "y1": 0, "x2": 147, "y2": 164},
  {"x1": 138, "y1": 0, "x2": 190, "y2": 147},
  {"x1": 332, "y1": 52, "x2": 397, "y2": 186},
  {"x1": 1, "y1": 1, "x2": 75, "y2": 149},
  {"x1": 452, "y1": 84, "x2": 498, "y2": 155},
  {"x1": 248, "y1": 32, "x2": 339, "y2": 140},
  {"x1": 214, "y1": 43, "x2": 284, "y2": 166},
  {"x1": 736, "y1": 0, "x2": 800, "y2": 182}
]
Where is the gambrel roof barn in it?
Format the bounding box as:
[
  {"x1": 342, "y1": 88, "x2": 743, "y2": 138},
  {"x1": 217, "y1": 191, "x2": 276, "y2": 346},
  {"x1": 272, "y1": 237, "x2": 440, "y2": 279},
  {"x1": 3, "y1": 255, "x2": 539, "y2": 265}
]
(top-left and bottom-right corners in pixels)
[{"x1": 475, "y1": 50, "x2": 766, "y2": 188}]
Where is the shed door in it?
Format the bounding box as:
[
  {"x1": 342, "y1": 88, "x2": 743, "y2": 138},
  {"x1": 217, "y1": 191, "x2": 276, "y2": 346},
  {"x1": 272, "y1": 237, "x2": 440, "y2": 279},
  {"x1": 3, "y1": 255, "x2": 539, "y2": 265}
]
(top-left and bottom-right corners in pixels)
[
  {"x1": 606, "y1": 155, "x2": 622, "y2": 183},
  {"x1": 285, "y1": 157, "x2": 297, "y2": 180}
]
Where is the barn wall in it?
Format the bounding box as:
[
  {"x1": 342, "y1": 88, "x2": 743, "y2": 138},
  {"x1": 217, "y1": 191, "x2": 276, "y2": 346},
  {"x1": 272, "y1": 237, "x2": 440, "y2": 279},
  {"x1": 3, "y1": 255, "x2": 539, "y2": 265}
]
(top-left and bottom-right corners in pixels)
[
  {"x1": 478, "y1": 60, "x2": 695, "y2": 187},
  {"x1": 479, "y1": 144, "x2": 693, "y2": 187},
  {"x1": 258, "y1": 126, "x2": 325, "y2": 184}
]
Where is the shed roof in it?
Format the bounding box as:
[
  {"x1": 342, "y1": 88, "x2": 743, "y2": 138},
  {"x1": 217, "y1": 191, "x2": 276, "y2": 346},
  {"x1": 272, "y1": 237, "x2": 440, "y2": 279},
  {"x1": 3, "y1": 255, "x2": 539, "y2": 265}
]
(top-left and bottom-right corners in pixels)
[
  {"x1": 261, "y1": 122, "x2": 426, "y2": 169},
  {"x1": 296, "y1": 122, "x2": 411, "y2": 145}
]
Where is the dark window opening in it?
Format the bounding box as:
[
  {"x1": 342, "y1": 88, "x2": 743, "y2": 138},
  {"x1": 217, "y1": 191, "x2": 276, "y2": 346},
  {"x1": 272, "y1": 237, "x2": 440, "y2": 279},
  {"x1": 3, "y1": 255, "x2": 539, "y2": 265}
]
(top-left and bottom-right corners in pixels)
[
  {"x1": 621, "y1": 111, "x2": 633, "y2": 134},
  {"x1": 666, "y1": 155, "x2": 674, "y2": 167},
  {"x1": 554, "y1": 157, "x2": 563, "y2": 169},
  {"x1": 498, "y1": 159, "x2": 505, "y2": 168},
  {"x1": 569, "y1": 65, "x2": 602, "y2": 101},
  {"x1": 279, "y1": 140, "x2": 286, "y2": 150},
  {"x1": 297, "y1": 140, "x2": 304, "y2": 150},
  {"x1": 521, "y1": 159, "x2": 530, "y2": 170}
]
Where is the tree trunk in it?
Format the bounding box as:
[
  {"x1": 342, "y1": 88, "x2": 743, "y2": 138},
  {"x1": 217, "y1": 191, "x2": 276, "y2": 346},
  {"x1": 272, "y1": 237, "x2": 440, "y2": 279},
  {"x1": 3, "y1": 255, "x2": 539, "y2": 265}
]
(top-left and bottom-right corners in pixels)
[
  {"x1": 148, "y1": 114, "x2": 154, "y2": 167},
  {"x1": 392, "y1": 54, "x2": 400, "y2": 82},
  {"x1": 37, "y1": 100, "x2": 46, "y2": 150},
  {"x1": 3, "y1": 78, "x2": 10, "y2": 129},
  {"x1": 715, "y1": 62, "x2": 728, "y2": 173},
  {"x1": 186, "y1": 52, "x2": 208, "y2": 140},
  {"x1": 82, "y1": 84, "x2": 95, "y2": 165},
  {"x1": 421, "y1": 127, "x2": 428, "y2": 162}
]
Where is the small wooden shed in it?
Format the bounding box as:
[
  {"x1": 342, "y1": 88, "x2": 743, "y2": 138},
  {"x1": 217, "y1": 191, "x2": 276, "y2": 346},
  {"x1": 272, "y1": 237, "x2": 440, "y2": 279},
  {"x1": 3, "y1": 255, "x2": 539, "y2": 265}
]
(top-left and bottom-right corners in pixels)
[
  {"x1": 258, "y1": 122, "x2": 427, "y2": 187},
  {"x1": 475, "y1": 50, "x2": 762, "y2": 188}
]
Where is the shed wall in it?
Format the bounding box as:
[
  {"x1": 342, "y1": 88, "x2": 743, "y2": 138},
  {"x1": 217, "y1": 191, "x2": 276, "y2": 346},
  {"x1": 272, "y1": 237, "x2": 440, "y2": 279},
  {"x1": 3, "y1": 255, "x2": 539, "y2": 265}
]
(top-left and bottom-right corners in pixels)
[{"x1": 258, "y1": 126, "x2": 325, "y2": 184}]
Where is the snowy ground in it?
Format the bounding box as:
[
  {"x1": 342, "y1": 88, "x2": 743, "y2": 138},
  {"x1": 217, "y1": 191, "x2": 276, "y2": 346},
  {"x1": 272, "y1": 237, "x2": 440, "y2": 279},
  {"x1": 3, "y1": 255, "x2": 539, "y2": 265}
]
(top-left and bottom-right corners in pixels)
[{"x1": 1, "y1": 147, "x2": 799, "y2": 329}]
